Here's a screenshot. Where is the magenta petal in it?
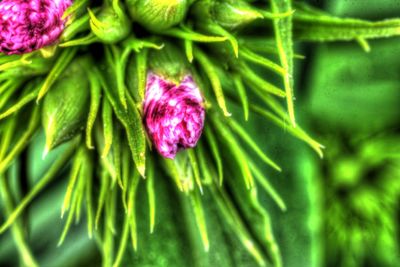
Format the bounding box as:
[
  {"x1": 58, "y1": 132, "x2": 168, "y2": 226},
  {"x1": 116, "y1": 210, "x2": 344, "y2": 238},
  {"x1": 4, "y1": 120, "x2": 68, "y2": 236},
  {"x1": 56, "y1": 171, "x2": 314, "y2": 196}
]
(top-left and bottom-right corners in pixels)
[
  {"x1": 143, "y1": 73, "x2": 205, "y2": 159},
  {"x1": 0, "y1": 0, "x2": 72, "y2": 55}
]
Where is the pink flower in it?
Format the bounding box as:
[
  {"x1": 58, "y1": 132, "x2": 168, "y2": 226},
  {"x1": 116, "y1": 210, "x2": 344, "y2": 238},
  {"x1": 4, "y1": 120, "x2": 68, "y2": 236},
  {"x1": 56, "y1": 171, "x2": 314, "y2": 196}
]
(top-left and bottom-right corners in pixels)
[
  {"x1": 143, "y1": 73, "x2": 205, "y2": 159},
  {"x1": 0, "y1": 0, "x2": 72, "y2": 55}
]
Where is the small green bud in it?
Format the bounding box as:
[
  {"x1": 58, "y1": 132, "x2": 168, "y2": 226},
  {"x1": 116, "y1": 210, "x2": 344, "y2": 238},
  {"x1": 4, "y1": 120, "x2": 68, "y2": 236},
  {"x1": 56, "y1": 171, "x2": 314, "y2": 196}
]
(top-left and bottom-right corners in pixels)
[
  {"x1": 125, "y1": 0, "x2": 189, "y2": 32},
  {"x1": 89, "y1": 5, "x2": 131, "y2": 44},
  {"x1": 148, "y1": 43, "x2": 190, "y2": 83},
  {"x1": 42, "y1": 56, "x2": 91, "y2": 153},
  {"x1": 191, "y1": 0, "x2": 262, "y2": 31},
  {"x1": 212, "y1": 0, "x2": 263, "y2": 30}
]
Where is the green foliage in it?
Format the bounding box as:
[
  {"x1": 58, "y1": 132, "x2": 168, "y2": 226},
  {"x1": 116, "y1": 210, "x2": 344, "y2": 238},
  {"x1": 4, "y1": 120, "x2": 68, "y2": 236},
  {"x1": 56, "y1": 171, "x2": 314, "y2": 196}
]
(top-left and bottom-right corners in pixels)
[{"x1": 0, "y1": 1, "x2": 399, "y2": 267}]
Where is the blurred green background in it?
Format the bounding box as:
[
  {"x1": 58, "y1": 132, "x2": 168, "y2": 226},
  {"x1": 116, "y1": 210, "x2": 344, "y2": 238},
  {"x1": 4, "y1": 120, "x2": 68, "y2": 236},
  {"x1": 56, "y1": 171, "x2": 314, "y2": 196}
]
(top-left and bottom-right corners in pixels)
[{"x1": 1, "y1": 1, "x2": 400, "y2": 266}]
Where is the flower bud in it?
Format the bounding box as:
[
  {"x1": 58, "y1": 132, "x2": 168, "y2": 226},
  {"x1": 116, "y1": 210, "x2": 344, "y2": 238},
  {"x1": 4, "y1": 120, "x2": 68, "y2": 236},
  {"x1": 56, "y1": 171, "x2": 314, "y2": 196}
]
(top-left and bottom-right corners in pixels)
[
  {"x1": 42, "y1": 56, "x2": 90, "y2": 153},
  {"x1": 191, "y1": 0, "x2": 262, "y2": 31},
  {"x1": 125, "y1": 0, "x2": 189, "y2": 32},
  {"x1": 148, "y1": 42, "x2": 189, "y2": 82},
  {"x1": 212, "y1": 0, "x2": 263, "y2": 30},
  {"x1": 143, "y1": 73, "x2": 205, "y2": 159},
  {"x1": 0, "y1": 0, "x2": 72, "y2": 55},
  {"x1": 143, "y1": 46, "x2": 205, "y2": 158},
  {"x1": 89, "y1": 5, "x2": 131, "y2": 44}
]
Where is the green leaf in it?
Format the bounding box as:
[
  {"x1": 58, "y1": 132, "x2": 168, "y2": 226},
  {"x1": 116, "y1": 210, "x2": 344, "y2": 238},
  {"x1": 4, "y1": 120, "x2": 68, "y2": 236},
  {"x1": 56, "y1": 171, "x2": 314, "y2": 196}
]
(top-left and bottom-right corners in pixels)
[
  {"x1": 146, "y1": 158, "x2": 156, "y2": 233},
  {"x1": 251, "y1": 104, "x2": 324, "y2": 158},
  {"x1": 0, "y1": 80, "x2": 31, "y2": 119},
  {"x1": 62, "y1": 0, "x2": 89, "y2": 19},
  {"x1": 112, "y1": 126, "x2": 124, "y2": 189},
  {"x1": 61, "y1": 11, "x2": 91, "y2": 41},
  {"x1": 86, "y1": 70, "x2": 102, "y2": 149},
  {"x1": 188, "y1": 149, "x2": 203, "y2": 194},
  {"x1": 239, "y1": 62, "x2": 286, "y2": 98},
  {"x1": 59, "y1": 33, "x2": 98, "y2": 47},
  {"x1": 240, "y1": 47, "x2": 286, "y2": 76},
  {"x1": 101, "y1": 97, "x2": 114, "y2": 158},
  {"x1": 270, "y1": 0, "x2": 296, "y2": 126},
  {"x1": 127, "y1": 171, "x2": 140, "y2": 251},
  {"x1": 248, "y1": 161, "x2": 286, "y2": 211},
  {"x1": 61, "y1": 148, "x2": 84, "y2": 217},
  {"x1": 42, "y1": 57, "x2": 90, "y2": 153},
  {"x1": 194, "y1": 47, "x2": 231, "y2": 116},
  {"x1": 184, "y1": 38, "x2": 194, "y2": 63},
  {"x1": 98, "y1": 65, "x2": 146, "y2": 177},
  {"x1": 294, "y1": 3, "x2": 400, "y2": 42},
  {"x1": 0, "y1": 138, "x2": 78, "y2": 234},
  {"x1": 208, "y1": 185, "x2": 267, "y2": 266},
  {"x1": 228, "y1": 118, "x2": 281, "y2": 172},
  {"x1": 204, "y1": 127, "x2": 223, "y2": 185},
  {"x1": 0, "y1": 78, "x2": 25, "y2": 113},
  {"x1": 0, "y1": 173, "x2": 39, "y2": 267},
  {"x1": 0, "y1": 106, "x2": 40, "y2": 175},
  {"x1": 233, "y1": 74, "x2": 249, "y2": 121},
  {"x1": 163, "y1": 26, "x2": 228, "y2": 43},
  {"x1": 36, "y1": 48, "x2": 78, "y2": 101},
  {"x1": 136, "y1": 49, "x2": 148, "y2": 102},
  {"x1": 210, "y1": 115, "x2": 254, "y2": 189},
  {"x1": 95, "y1": 170, "x2": 111, "y2": 229},
  {"x1": 188, "y1": 190, "x2": 209, "y2": 252}
]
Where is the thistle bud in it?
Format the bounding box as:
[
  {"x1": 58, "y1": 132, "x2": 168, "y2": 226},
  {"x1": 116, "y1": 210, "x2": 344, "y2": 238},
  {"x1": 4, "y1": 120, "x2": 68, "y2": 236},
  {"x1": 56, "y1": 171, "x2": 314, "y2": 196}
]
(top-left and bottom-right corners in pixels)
[
  {"x1": 89, "y1": 5, "x2": 131, "y2": 44},
  {"x1": 42, "y1": 56, "x2": 90, "y2": 153},
  {"x1": 125, "y1": 0, "x2": 189, "y2": 32},
  {"x1": 212, "y1": 0, "x2": 263, "y2": 30},
  {"x1": 191, "y1": 0, "x2": 262, "y2": 31},
  {"x1": 143, "y1": 46, "x2": 205, "y2": 159},
  {"x1": 148, "y1": 43, "x2": 188, "y2": 82},
  {"x1": 0, "y1": 0, "x2": 72, "y2": 55}
]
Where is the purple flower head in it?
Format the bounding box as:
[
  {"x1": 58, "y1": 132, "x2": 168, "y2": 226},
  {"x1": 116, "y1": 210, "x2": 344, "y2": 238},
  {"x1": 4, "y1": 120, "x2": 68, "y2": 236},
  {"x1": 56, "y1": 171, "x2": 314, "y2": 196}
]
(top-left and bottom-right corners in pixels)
[
  {"x1": 143, "y1": 73, "x2": 205, "y2": 159},
  {"x1": 0, "y1": 0, "x2": 72, "y2": 55}
]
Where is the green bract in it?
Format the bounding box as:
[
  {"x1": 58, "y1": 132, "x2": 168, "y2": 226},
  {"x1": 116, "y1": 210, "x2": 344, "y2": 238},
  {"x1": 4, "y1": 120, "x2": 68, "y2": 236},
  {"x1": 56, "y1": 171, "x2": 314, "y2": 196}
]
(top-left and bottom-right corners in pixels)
[
  {"x1": 89, "y1": 5, "x2": 131, "y2": 44},
  {"x1": 148, "y1": 43, "x2": 190, "y2": 82},
  {"x1": 125, "y1": 0, "x2": 189, "y2": 31},
  {"x1": 192, "y1": 0, "x2": 263, "y2": 30},
  {"x1": 42, "y1": 56, "x2": 91, "y2": 152}
]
